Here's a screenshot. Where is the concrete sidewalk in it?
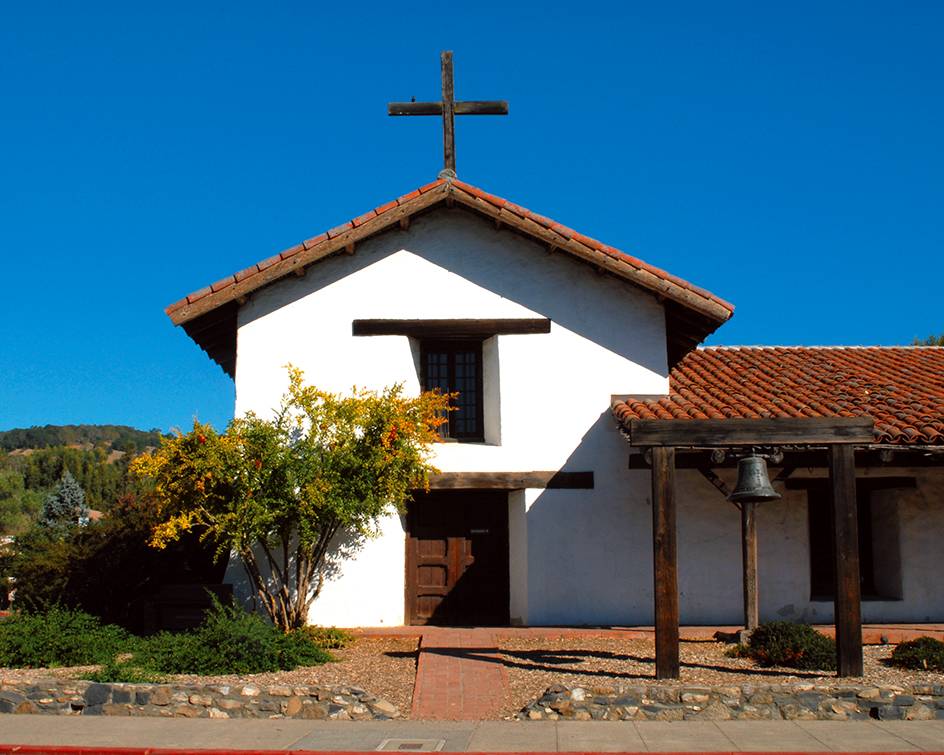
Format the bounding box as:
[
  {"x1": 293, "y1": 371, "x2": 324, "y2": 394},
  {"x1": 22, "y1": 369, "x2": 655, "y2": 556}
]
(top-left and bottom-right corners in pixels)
[{"x1": 1, "y1": 717, "x2": 943, "y2": 752}]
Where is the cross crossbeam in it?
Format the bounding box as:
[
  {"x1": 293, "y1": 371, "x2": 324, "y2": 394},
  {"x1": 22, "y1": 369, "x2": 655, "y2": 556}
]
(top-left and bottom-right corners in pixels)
[{"x1": 388, "y1": 51, "x2": 508, "y2": 174}]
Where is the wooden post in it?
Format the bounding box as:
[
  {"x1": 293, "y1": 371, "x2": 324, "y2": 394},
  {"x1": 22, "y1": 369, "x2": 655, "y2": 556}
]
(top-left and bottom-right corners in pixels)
[
  {"x1": 441, "y1": 52, "x2": 456, "y2": 173},
  {"x1": 651, "y1": 446, "x2": 680, "y2": 679},
  {"x1": 741, "y1": 501, "x2": 759, "y2": 631},
  {"x1": 388, "y1": 52, "x2": 507, "y2": 175},
  {"x1": 829, "y1": 444, "x2": 863, "y2": 677}
]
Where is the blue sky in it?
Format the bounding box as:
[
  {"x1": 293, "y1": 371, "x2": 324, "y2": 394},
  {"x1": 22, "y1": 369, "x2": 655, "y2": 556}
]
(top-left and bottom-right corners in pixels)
[{"x1": 2, "y1": 2, "x2": 942, "y2": 433}]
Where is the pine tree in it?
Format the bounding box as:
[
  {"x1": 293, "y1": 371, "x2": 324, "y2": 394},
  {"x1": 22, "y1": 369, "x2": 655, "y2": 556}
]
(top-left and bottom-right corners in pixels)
[{"x1": 41, "y1": 471, "x2": 89, "y2": 534}]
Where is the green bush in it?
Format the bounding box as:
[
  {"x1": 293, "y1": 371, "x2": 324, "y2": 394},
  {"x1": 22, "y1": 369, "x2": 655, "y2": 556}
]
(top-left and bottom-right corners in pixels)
[
  {"x1": 301, "y1": 625, "x2": 354, "y2": 649},
  {"x1": 740, "y1": 621, "x2": 836, "y2": 671},
  {"x1": 85, "y1": 658, "x2": 167, "y2": 684},
  {"x1": 0, "y1": 605, "x2": 128, "y2": 668},
  {"x1": 0, "y1": 597, "x2": 337, "y2": 677},
  {"x1": 129, "y1": 598, "x2": 335, "y2": 676},
  {"x1": 889, "y1": 636, "x2": 944, "y2": 672}
]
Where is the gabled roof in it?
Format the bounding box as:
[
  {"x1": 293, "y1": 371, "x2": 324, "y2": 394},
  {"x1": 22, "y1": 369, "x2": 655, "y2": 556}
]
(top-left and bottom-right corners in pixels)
[
  {"x1": 166, "y1": 174, "x2": 734, "y2": 377},
  {"x1": 613, "y1": 346, "x2": 944, "y2": 446}
]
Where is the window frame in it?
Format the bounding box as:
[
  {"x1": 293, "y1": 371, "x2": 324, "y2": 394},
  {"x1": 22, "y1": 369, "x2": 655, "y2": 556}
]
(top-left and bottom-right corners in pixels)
[{"x1": 420, "y1": 338, "x2": 485, "y2": 442}]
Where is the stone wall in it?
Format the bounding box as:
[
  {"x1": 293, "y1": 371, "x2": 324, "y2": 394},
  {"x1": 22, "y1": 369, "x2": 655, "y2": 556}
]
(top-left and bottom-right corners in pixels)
[
  {"x1": 520, "y1": 683, "x2": 944, "y2": 722},
  {"x1": 0, "y1": 680, "x2": 401, "y2": 719}
]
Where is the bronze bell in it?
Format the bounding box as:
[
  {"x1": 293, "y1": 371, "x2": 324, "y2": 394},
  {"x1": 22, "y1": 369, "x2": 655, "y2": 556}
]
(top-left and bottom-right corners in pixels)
[{"x1": 727, "y1": 454, "x2": 781, "y2": 504}]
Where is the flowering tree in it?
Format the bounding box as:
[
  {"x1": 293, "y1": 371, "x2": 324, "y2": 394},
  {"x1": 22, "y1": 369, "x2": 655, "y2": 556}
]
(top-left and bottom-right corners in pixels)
[{"x1": 134, "y1": 367, "x2": 450, "y2": 631}]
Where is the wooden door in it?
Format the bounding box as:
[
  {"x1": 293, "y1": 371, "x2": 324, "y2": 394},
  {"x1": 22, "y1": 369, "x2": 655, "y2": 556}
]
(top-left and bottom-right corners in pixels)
[{"x1": 406, "y1": 489, "x2": 510, "y2": 626}]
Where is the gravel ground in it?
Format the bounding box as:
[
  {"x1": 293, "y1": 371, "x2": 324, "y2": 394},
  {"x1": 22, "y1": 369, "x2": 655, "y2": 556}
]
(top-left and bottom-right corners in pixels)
[{"x1": 3, "y1": 636, "x2": 943, "y2": 721}]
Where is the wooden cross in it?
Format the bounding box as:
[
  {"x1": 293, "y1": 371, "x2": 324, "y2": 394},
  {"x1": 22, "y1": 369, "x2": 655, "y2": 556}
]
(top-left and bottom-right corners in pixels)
[{"x1": 388, "y1": 51, "x2": 508, "y2": 175}]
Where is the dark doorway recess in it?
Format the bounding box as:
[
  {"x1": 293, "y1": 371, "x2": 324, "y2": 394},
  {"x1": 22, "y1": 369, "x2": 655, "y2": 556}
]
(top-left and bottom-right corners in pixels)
[{"x1": 406, "y1": 489, "x2": 510, "y2": 626}]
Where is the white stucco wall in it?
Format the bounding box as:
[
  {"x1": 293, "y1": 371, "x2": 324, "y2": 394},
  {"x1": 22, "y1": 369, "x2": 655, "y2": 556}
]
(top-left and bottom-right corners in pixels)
[
  {"x1": 227, "y1": 208, "x2": 670, "y2": 626},
  {"x1": 222, "y1": 205, "x2": 944, "y2": 627},
  {"x1": 668, "y1": 467, "x2": 944, "y2": 625}
]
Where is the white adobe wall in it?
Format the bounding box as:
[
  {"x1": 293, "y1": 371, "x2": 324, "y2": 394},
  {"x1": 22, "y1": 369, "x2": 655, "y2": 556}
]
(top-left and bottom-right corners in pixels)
[
  {"x1": 227, "y1": 208, "x2": 670, "y2": 627},
  {"x1": 667, "y1": 467, "x2": 944, "y2": 625}
]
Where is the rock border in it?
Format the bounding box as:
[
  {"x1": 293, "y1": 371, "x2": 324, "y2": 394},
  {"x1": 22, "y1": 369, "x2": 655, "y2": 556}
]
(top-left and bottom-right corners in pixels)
[
  {"x1": 0, "y1": 680, "x2": 401, "y2": 719},
  {"x1": 519, "y1": 683, "x2": 944, "y2": 721}
]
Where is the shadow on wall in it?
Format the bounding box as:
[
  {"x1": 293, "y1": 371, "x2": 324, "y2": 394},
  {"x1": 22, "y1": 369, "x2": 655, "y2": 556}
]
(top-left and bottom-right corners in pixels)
[
  {"x1": 523, "y1": 410, "x2": 656, "y2": 626},
  {"x1": 239, "y1": 210, "x2": 669, "y2": 379},
  {"x1": 224, "y1": 528, "x2": 368, "y2": 617}
]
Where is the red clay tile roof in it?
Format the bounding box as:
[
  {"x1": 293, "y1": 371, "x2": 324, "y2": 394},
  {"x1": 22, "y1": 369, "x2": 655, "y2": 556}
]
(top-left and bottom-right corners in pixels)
[
  {"x1": 166, "y1": 175, "x2": 734, "y2": 377},
  {"x1": 613, "y1": 346, "x2": 944, "y2": 446}
]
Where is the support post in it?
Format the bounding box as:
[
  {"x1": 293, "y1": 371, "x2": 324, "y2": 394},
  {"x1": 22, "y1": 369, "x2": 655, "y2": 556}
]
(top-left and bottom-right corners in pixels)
[
  {"x1": 441, "y1": 51, "x2": 456, "y2": 173},
  {"x1": 829, "y1": 444, "x2": 863, "y2": 677},
  {"x1": 741, "y1": 501, "x2": 759, "y2": 631},
  {"x1": 651, "y1": 446, "x2": 680, "y2": 679}
]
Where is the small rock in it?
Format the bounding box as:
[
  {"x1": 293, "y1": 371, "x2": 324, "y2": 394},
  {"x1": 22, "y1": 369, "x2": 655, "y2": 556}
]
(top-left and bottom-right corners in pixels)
[
  {"x1": 174, "y1": 705, "x2": 204, "y2": 718},
  {"x1": 299, "y1": 703, "x2": 328, "y2": 719},
  {"x1": 282, "y1": 697, "x2": 302, "y2": 717},
  {"x1": 84, "y1": 685, "x2": 110, "y2": 707},
  {"x1": 370, "y1": 699, "x2": 398, "y2": 716}
]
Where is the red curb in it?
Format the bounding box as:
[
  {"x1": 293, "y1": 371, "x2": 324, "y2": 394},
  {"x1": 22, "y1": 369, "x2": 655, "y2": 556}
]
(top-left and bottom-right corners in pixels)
[{"x1": 1, "y1": 750, "x2": 942, "y2": 755}]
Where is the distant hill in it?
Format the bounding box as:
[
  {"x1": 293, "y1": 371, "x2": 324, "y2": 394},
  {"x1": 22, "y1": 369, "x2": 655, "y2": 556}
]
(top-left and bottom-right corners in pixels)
[{"x1": 0, "y1": 425, "x2": 171, "y2": 453}]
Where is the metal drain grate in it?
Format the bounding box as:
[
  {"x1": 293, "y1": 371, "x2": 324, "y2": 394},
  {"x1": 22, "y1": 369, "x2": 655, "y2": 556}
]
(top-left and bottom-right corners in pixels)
[{"x1": 376, "y1": 739, "x2": 445, "y2": 752}]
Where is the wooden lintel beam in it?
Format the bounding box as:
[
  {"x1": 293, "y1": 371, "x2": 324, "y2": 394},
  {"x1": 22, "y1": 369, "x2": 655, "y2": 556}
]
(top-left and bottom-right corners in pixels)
[
  {"x1": 353, "y1": 318, "x2": 551, "y2": 338},
  {"x1": 629, "y1": 449, "x2": 944, "y2": 470},
  {"x1": 427, "y1": 471, "x2": 593, "y2": 489},
  {"x1": 628, "y1": 417, "x2": 874, "y2": 447}
]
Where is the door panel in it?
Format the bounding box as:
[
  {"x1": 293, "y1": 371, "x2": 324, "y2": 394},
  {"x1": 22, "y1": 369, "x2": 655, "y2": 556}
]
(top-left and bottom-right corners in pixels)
[{"x1": 406, "y1": 489, "x2": 510, "y2": 626}]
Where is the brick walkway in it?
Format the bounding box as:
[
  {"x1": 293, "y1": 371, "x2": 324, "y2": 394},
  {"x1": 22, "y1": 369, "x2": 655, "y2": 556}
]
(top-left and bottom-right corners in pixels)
[
  {"x1": 410, "y1": 628, "x2": 509, "y2": 720},
  {"x1": 359, "y1": 623, "x2": 944, "y2": 721}
]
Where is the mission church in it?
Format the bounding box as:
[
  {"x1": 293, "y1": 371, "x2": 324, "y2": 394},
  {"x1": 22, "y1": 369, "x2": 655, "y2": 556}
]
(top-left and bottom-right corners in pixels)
[{"x1": 165, "y1": 55, "x2": 944, "y2": 673}]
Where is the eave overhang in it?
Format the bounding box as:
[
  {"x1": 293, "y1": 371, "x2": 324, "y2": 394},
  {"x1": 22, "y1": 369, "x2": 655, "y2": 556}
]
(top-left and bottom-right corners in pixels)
[{"x1": 166, "y1": 176, "x2": 735, "y2": 378}]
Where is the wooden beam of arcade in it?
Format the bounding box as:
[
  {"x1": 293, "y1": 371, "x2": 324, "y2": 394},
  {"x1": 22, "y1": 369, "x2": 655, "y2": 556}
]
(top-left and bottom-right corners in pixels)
[{"x1": 629, "y1": 417, "x2": 873, "y2": 679}]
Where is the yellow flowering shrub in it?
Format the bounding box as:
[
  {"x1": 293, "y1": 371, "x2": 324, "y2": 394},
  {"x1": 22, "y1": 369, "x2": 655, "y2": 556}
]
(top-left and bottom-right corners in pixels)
[{"x1": 133, "y1": 367, "x2": 450, "y2": 630}]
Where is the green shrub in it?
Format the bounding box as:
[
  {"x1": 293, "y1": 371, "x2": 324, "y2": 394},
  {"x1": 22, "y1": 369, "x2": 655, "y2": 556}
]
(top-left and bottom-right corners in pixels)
[
  {"x1": 742, "y1": 621, "x2": 836, "y2": 671},
  {"x1": 0, "y1": 597, "x2": 335, "y2": 677},
  {"x1": 0, "y1": 605, "x2": 128, "y2": 668},
  {"x1": 84, "y1": 658, "x2": 167, "y2": 684},
  {"x1": 301, "y1": 625, "x2": 354, "y2": 649},
  {"x1": 889, "y1": 636, "x2": 944, "y2": 672},
  {"x1": 130, "y1": 598, "x2": 335, "y2": 675}
]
